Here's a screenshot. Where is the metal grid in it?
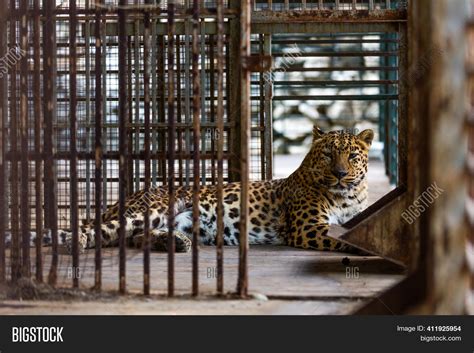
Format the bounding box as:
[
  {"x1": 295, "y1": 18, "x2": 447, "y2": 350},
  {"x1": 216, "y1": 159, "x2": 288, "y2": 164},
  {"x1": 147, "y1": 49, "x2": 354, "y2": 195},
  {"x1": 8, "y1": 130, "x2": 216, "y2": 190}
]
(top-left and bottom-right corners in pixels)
[{"x1": 0, "y1": 0, "x2": 406, "y2": 296}]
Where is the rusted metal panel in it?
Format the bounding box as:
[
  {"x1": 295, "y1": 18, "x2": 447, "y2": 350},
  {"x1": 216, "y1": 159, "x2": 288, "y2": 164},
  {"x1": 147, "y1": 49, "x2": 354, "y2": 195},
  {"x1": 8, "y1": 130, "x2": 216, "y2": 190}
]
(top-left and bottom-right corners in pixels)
[
  {"x1": 328, "y1": 188, "x2": 409, "y2": 267},
  {"x1": 167, "y1": 0, "x2": 176, "y2": 297},
  {"x1": 237, "y1": 0, "x2": 251, "y2": 298},
  {"x1": 251, "y1": 9, "x2": 407, "y2": 23},
  {"x1": 359, "y1": 0, "x2": 470, "y2": 314},
  {"x1": 192, "y1": 0, "x2": 201, "y2": 297}
]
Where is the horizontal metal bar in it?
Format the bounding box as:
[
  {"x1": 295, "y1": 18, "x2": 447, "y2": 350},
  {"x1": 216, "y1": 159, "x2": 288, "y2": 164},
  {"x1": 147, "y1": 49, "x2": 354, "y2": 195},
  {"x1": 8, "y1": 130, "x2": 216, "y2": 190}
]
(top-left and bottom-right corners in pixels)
[
  {"x1": 260, "y1": 80, "x2": 398, "y2": 86},
  {"x1": 272, "y1": 66, "x2": 398, "y2": 72},
  {"x1": 268, "y1": 38, "x2": 400, "y2": 44},
  {"x1": 272, "y1": 51, "x2": 399, "y2": 57},
  {"x1": 264, "y1": 94, "x2": 398, "y2": 101},
  {"x1": 252, "y1": 22, "x2": 399, "y2": 33},
  {"x1": 252, "y1": 9, "x2": 407, "y2": 22}
]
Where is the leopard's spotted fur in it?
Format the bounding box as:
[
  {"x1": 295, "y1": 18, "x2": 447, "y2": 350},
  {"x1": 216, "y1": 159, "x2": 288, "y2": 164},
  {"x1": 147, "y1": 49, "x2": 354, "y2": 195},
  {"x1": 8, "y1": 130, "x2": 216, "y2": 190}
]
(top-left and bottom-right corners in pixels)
[{"x1": 59, "y1": 127, "x2": 374, "y2": 253}]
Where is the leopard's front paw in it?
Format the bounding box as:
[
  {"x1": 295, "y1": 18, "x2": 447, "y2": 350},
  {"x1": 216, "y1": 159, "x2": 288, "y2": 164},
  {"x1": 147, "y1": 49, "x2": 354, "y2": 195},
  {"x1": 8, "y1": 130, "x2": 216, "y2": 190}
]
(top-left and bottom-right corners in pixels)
[{"x1": 63, "y1": 231, "x2": 87, "y2": 255}]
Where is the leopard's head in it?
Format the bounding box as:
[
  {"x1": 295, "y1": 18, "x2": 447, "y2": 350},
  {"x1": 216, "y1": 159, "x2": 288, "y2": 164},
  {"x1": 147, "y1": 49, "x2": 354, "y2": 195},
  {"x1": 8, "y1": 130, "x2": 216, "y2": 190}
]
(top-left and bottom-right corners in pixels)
[{"x1": 302, "y1": 127, "x2": 374, "y2": 192}]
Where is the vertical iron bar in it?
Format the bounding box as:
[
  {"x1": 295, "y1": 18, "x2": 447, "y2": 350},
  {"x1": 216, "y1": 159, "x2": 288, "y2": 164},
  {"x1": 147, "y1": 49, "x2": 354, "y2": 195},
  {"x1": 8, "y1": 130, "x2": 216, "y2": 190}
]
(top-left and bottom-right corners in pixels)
[
  {"x1": 259, "y1": 35, "x2": 265, "y2": 179},
  {"x1": 176, "y1": 36, "x2": 183, "y2": 186},
  {"x1": 284, "y1": 0, "x2": 289, "y2": 11},
  {"x1": 94, "y1": 0, "x2": 104, "y2": 291},
  {"x1": 70, "y1": 0, "x2": 80, "y2": 288},
  {"x1": 200, "y1": 18, "x2": 206, "y2": 185},
  {"x1": 167, "y1": 0, "x2": 176, "y2": 297},
  {"x1": 85, "y1": 0, "x2": 91, "y2": 222},
  {"x1": 158, "y1": 36, "x2": 166, "y2": 185},
  {"x1": 237, "y1": 0, "x2": 251, "y2": 297},
  {"x1": 0, "y1": 0, "x2": 5, "y2": 283},
  {"x1": 118, "y1": 0, "x2": 129, "y2": 295},
  {"x1": 192, "y1": 0, "x2": 201, "y2": 297},
  {"x1": 101, "y1": 26, "x2": 107, "y2": 211},
  {"x1": 43, "y1": 0, "x2": 58, "y2": 286},
  {"x1": 216, "y1": 0, "x2": 224, "y2": 295},
  {"x1": 10, "y1": 0, "x2": 20, "y2": 282},
  {"x1": 319, "y1": 0, "x2": 323, "y2": 10},
  {"x1": 127, "y1": 35, "x2": 134, "y2": 195},
  {"x1": 84, "y1": 0, "x2": 91, "y2": 222},
  {"x1": 19, "y1": 0, "x2": 30, "y2": 279},
  {"x1": 143, "y1": 1, "x2": 152, "y2": 296},
  {"x1": 209, "y1": 35, "x2": 216, "y2": 184},
  {"x1": 184, "y1": 0, "x2": 191, "y2": 186},
  {"x1": 151, "y1": 8, "x2": 158, "y2": 187},
  {"x1": 263, "y1": 34, "x2": 273, "y2": 180},
  {"x1": 134, "y1": 14, "x2": 140, "y2": 193},
  {"x1": 33, "y1": 0, "x2": 43, "y2": 282}
]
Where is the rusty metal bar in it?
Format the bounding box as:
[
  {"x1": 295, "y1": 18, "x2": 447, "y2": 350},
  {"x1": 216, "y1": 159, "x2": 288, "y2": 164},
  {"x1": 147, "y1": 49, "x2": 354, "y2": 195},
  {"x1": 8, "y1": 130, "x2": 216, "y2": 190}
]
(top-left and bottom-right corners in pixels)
[
  {"x1": 263, "y1": 34, "x2": 272, "y2": 180},
  {"x1": 200, "y1": 17, "x2": 206, "y2": 185},
  {"x1": 319, "y1": 0, "x2": 323, "y2": 10},
  {"x1": 209, "y1": 35, "x2": 216, "y2": 184},
  {"x1": 158, "y1": 35, "x2": 166, "y2": 184},
  {"x1": 118, "y1": 0, "x2": 129, "y2": 295},
  {"x1": 43, "y1": 0, "x2": 58, "y2": 286},
  {"x1": 0, "y1": 0, "x2": 6, "y2": 283},
  {"x1": 237, "y1": 0, "x2": 251, "y2": 298},
  {"x1": 184, "y1": 0, "x2": 191, "y2": 186},
  {"x1": 134, "y1": 11, "x2": 140, "y2": 193},
  {"x1": 259, "y1": 35, "x2": 265, "y2": 179},
  {"x1": 9, "y1": 0, "x2": 20, "y2": 282},
  {"x1": 216, "y1": 0, "x2": 224, "y2": 295},
  {"x1": 151, "y1": 11, "x2": 158, "y2": 187},
  {"x1": 69, "y1": 0, "x2": 80, "y2": 288},
  {"x1": 19, "y1": 0, "x2": 30, "y2": 279},
  {"x1": 127, "y1": 34, "x2": 134, "y2": 195},
  {"x1": 167, "y1": 0, "x2": 176, "y2": 297},
  {"x1": 143, "y1": 0, "x2": 152, "y2": 296},
  {"x1": 94, "y1": 0, "x2": 104, "y2": 291},
  {"x1": 101, "y1": 24, "x2": 108, "y2": 212},
  {"x1": 85, "y1": 0, "x2": 91, "y2": 222},
  {"x1": 192, "y1": 0, "x2": 201, "y2": 297},
  {"x1": 33, "y1": 0, "x2": 43, "y2": 282},
  {"x1": 176, "y1": 35, "x2": 184, "y2": 186}
]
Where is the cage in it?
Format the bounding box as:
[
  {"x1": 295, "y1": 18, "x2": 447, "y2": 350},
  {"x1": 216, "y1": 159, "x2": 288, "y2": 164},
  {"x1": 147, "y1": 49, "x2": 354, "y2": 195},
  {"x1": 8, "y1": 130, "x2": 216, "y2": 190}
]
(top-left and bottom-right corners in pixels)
[{"x1": 0, "y1": 0, "x2": 472, "y2": 315}]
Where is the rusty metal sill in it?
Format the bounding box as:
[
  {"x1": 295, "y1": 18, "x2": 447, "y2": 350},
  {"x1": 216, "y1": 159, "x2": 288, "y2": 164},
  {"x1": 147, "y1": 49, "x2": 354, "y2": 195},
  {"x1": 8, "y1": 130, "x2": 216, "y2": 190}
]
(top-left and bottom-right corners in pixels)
[{"x1": 251, "y1": 9, "x2": 407, "y2": 24}]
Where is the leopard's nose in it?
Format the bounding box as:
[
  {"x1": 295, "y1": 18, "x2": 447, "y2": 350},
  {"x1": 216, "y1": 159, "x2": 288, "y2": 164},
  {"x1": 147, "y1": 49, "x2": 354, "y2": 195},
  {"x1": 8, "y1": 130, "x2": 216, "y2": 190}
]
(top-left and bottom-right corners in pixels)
[{"x1": 332, "y1": 169, "x2": 348, "y2": 179}]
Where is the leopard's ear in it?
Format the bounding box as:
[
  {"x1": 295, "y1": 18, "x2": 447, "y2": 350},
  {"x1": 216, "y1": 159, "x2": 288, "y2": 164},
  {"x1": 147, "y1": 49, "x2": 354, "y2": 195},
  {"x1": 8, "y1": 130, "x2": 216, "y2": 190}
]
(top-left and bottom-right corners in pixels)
[
  {"x1": 312, "y1": 126, "x2": 324, "y2": 140},
  {"x1": 357, "y1": 129, "x2": 374, "y2": 147}
]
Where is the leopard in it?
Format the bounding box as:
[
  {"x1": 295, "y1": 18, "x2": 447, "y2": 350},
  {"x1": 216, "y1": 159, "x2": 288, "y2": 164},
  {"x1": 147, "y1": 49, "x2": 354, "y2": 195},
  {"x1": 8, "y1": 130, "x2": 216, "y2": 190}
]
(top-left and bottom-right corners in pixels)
[{"x1": 57, "y1": 127, "x2": 374, "y2": 254}]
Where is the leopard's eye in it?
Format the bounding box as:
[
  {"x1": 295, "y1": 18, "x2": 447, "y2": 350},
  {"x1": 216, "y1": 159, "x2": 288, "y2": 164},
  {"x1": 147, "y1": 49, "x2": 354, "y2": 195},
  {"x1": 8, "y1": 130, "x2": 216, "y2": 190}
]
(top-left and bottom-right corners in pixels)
[{"x1": 349, "y1": 153, "x2": 358, "y2": 160}]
